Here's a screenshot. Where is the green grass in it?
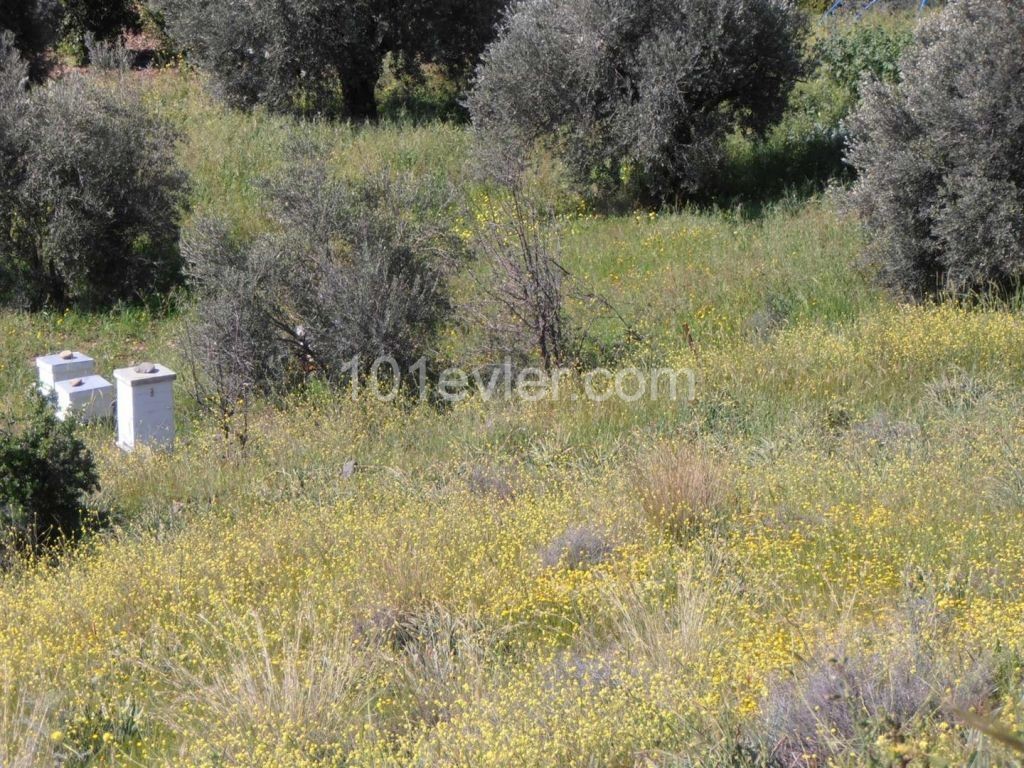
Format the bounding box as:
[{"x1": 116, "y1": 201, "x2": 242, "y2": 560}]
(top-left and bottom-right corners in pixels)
[{"x1": 144, "y1": 71, "x2": 472, "y2": 239}]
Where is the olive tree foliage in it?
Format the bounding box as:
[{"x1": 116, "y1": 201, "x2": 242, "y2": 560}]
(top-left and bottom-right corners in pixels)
[
  {"x1": 155, "y1": 0, "x2": 505, "y2": 119},
  {"x1": 2, "y1": 0, "x2": 138, "y2": 70},
  {"x1": 0, "y1": 35, "x2": 28, "y2": 301},
  {"x1": 467, "y1": 0, "x2": 807, "y2": 201},
  {"x1": 60, "y1": 0, "x2": 139, "y2": 45},
  {"x1": 0, "y1": 41, "x2": 188, "y2": 309},
  {"x1": 17, "y1": 77, "x2": 187, "y2": 307},
  {"x1": 846, "y1": 0, "x2": 1024, "y2": 298},
  {"x1": 183, "y1": 151, "x2": 467, "y2": 414}
]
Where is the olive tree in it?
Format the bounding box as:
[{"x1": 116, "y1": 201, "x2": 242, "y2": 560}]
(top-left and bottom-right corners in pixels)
[
  {"x1": 156, "y1": 0, "x2": 505, "y2": 119},
  {"x1": 846, "y1": 0, "x2": 1024, "y2": 298},
  {"x1": 0, "y1": 51, "x2": 188, "y2": 309},
  {"x1": 467, "y1": 0, "x2": 807, "y2": 200}
]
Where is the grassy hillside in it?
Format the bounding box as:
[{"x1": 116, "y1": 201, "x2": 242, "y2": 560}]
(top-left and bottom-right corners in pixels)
[{"x1": 4, "y1": 71, "x2": 1024, "y2": 767}]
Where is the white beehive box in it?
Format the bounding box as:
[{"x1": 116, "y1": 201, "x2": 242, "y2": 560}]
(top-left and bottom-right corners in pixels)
[
  {"x1": 36, "y1": 350, "x2": 95, "y2": 396},
  {"x1": 53, "y1": 375, "x2": 115, "y2": 423},
  {"x1": 113, "y1": 362, "x2": 177, "y2": 452}
]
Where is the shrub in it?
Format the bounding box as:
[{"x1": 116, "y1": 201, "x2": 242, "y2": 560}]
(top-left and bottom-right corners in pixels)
[
  {"x1": 83, "y1": 32, "x2": 132, "y2": 71},
  {"x1": 467, "y1": 0, "x2": 807, "y2": 201},
  {"x1": 760, "y1": 625, "x2": 994, "y2": 767},
  {"x1": 923, "y1": 368, "x2": 992, "y2": 415},
  {"x1": 466, "y1": 464, "x2": 516, "y2": 500},
  {"x1": 180, "y1": 216, "x2": 290, "y2": 448},
  {"x1": 184, "y1": 151, "x2": 466, "y2": 397},
  {"x1": 846, "y1": 0, "x2": 1024, "y2": 298},
  {"x1": 156, "y1": 0, "x2": 504, "y2": 119},
  {"x1": 0, "y1": 65, "x2": 188, "y2": 309},
  {"x1": 814, "y1": 20, "x2": 912, "y2": 98},
  {"x1": 469, "y1": 189, "x2": 570, "y2": 372},
  {"x1": 540, "y1": 526, "x2": 613, "y2": 570},
  {"x1": 0, "y1": 395, "x2": 99, "y2": 553}
]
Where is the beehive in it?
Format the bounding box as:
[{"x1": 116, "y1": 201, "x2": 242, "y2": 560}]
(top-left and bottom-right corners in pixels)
[
  {"x1": 36, "y1": 350, "x2": 95, "y2": 396},
  {"x1": 53, "y1": 375, "x2": 115, "y2": 423},
  {"x1": 113, "y1": 362, "x2": 177, "y2": 451}
]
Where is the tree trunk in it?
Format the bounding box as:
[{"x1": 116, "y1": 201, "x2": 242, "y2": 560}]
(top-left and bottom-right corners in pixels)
[{"x1": 341, "y1": 71, "x2": 379, "y2": 122}]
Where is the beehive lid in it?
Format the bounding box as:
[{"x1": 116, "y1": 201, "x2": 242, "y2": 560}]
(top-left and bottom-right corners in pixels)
[
  {"x1": 35, "y1": 350, "x2": 95, "y2": 368},
  {"x1": 54, "y1": 374, "x2": 113, "y2": 395},
  {"x1": 113, "y1": 362, "x2": 177, "y2": 385}
]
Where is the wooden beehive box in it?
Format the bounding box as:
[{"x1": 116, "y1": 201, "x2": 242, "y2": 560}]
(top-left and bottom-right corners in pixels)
[{"x1": 113, "y1": 362, "x2": 177, "y2": 451}]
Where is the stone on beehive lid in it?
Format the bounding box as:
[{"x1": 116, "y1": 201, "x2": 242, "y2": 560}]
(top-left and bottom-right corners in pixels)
[
  {"x1": 35, "y1": 350, "x2": 95, "y2": 396},
  {"x1": 113, "y1": 362, "x2": 177, "y2": 452},
  {"x1": 53, "y1": 375, "x2": 115, "y2": 423}
]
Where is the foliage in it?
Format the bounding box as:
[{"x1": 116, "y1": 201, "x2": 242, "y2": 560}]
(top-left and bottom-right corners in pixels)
[
  {"x1": 814, "y1": 19, "x2": 912, "y2": 97},
  {"x1": 184, "y1": 149, "x2": 466, "y2": 399},
  {"x1": 0, "y1": 0, "x2": 60, "y2": 74},
  {"x1": 0, "y1": 34, "x2": 28, "y2": 300},
  {"x1": 0, "y1": 394, "x2": 98, "y2": 553},
  {"x1": 378, "y1": 62, "x2": 467, "y2": 124},
  {"x1": 156, "y1": 0, "x2": 504, "y2": 119},
  {"x1": 58, "y1": 0, "x2": 139, "y2": 63},
  {"x1": 714, "y1": 15, "x2": 914, "y2": 204},
  {"x1": 0, "y1": 62, "x2": 188, "y2": 309},
  {"x1": 468, "y1": 0, "x2": 807, "y2": 202},
  {"x1": 846, "y1": 0, "x2": 1024, "y2": 297},
  {"x1": 715, "y1": 76, "x2": 851, "y2": 203}
]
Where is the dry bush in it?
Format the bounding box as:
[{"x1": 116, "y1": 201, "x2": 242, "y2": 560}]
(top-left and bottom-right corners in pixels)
[
  {"x1": 847, "y1": 411, "x2": 921, "y2": 449},
  {"x1": 635, "y1": 444, "x2": 729, "y2": 540},
  {"x1": 469, "y1": 188, "x2": 570, "y2": 372},
  {"x1": 465, "y1": 463, "x2": 517, "y2": 501},
  {"x1": 760, "y1": 621, "x2": 995, "y2": 767},
  {"x1": 540, "y1": 525, "x2": 614, "y2": 570},
  {"x1": 923, "y1": 369, "x2": 993, "y2": 416}
]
